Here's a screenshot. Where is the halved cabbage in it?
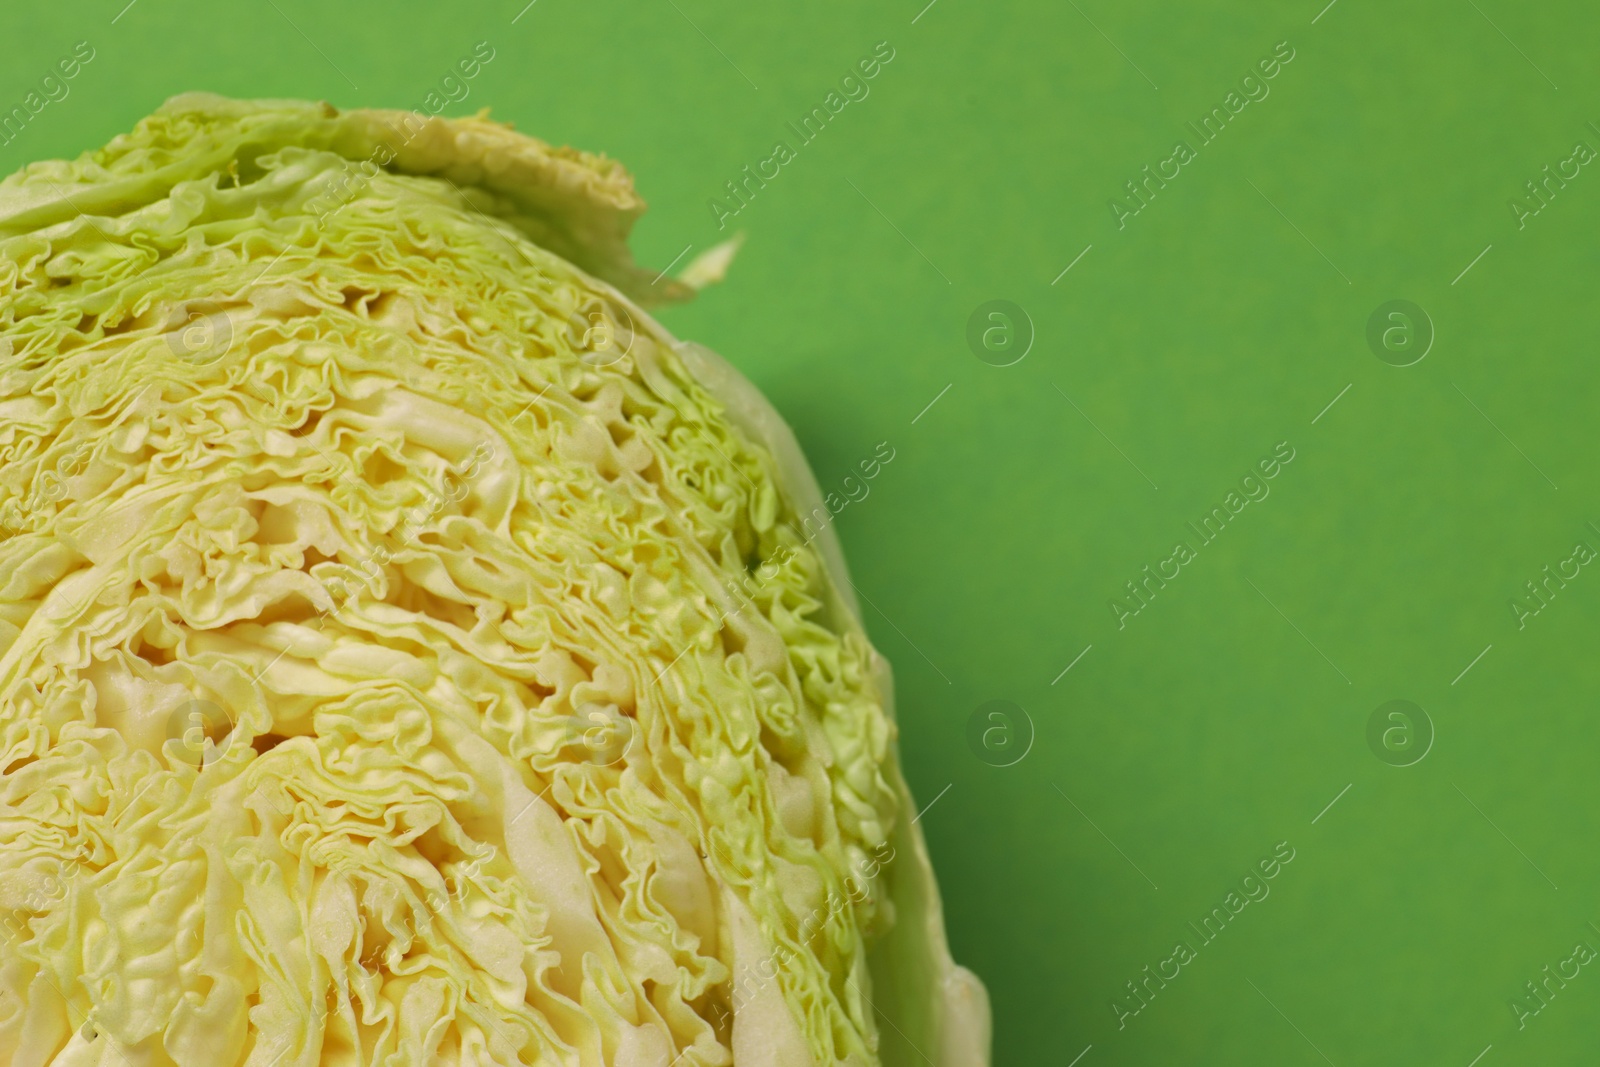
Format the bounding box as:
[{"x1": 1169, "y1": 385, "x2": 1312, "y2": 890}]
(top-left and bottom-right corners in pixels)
[{"x1": 0, "y1": 94, "x2": 988, "y2": 1067}]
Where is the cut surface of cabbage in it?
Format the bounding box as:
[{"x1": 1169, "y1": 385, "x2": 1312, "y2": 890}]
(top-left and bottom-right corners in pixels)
[{"x1": 0, "y1": 94, "x2": 988, "y2": 1067}]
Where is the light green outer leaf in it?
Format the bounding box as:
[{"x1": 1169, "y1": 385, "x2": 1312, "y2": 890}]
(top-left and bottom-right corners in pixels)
[{"x1": 671, "y1": 342, "x2": 991, "y2": 1067}]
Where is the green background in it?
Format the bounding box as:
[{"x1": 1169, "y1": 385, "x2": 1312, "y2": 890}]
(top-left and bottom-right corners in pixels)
[{"x1": 6, "y1": 1, "x2": 1600, "y2": 1063}]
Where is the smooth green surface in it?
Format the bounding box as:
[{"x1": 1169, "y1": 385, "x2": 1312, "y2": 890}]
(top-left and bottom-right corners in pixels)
[{"x1": 5, "y1": 1, "x2": 1599, "y2": 1063}]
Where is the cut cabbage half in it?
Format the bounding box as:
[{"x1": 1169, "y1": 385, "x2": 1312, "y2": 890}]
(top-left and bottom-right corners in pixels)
[{"x1": 0, "y1": 94, "x2": 989, "y2": 1067}]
